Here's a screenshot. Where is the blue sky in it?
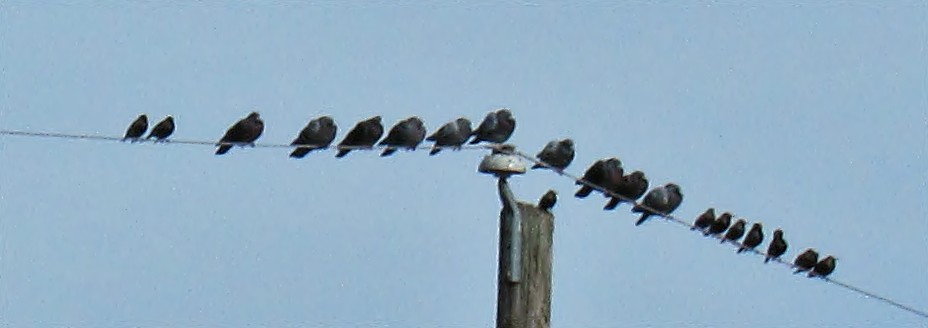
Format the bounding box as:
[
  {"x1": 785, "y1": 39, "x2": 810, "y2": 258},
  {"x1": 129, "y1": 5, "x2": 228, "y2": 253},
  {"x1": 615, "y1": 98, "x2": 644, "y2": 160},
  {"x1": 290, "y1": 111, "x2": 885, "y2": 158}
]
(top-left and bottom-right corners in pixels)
[{"x1": 1, "y1": 1, "x2": 926, "y2": 327}]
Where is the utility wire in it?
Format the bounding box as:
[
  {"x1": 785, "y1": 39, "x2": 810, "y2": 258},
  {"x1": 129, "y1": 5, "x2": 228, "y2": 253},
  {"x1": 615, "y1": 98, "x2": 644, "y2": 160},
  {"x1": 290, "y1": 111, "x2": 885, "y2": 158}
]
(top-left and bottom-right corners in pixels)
[{"x1": 0, "y1": 128, "x2": 926, "y2": 319}]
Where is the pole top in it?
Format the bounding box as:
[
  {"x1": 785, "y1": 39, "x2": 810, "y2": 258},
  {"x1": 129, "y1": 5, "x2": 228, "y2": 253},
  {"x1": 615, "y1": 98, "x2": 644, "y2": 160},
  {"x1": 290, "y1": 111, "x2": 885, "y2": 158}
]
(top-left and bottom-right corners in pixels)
[{"x1": 478, "y1": 144, "x2": 526, "y2": 178}]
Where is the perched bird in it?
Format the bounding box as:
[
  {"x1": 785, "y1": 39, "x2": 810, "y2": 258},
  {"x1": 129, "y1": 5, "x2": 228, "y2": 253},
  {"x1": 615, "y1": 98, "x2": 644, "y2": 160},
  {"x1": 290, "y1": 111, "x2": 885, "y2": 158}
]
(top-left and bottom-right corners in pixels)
[
  {"x1": 765, "y1": 229, "x2": 788, "y2": 263},
  {"x1": 469, "y1": 109, "x2": 515, "y2": 144},
  {"x1": 721, "y1": 219, "x2": 747, "y2": 244},
  {"x1": 809, "y1": 256, "x2": 837, "y2": 278},
  {"x1": 426, "y1": 118, "x2": 472, "y2": 155},
  {"x1": 290, "y1": 116, "x2": 337, "y2": 158},
  {"x1": 122, "y1": 114, "x2": 148, "y2": 142},
  {"x1": 692, "y1": 208, "x2": 716, "y2": 231},
  {"x1": 706, "y1": 212, "x2": 733, "y2": 236},
  {"x1": 575, "y1": 158, "x2": 623, "y2": 198},
  {"x1": 532, "y1": 139, "x2": 575, "y2": 171},
  {"x1": 738, "y1": 223, "x2": 764, "y2": 253},
  {"x1": 336, "y1": 116, "x2": 384, "y2": 158},
  {"x1": 215, "y1": 112, "x2": 264, "y2": 155},
  {"x1": 602, "y1": 171, "x2": 648, "y2": 210},
  {"x1": 793, "y1": 249, "x2": 819, "y2": 274},
  {"x1": 379, "y1": 117, "x2": 427, "y2": 157},
  {"x1": 632, "y1": 183, "x2": 683, "y2": 226},
  {"x1": 538, "y1": 190, "x2": 557, "y2": 212},
  {"x1": 146, "y1": 116, "x2": 175, "y2": 141}
]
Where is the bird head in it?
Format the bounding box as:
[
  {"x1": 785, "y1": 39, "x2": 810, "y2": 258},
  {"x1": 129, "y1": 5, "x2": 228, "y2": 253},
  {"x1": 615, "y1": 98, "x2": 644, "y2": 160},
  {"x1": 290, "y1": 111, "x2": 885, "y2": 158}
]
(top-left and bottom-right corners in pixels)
[
  {"x1": 733, "y1": 219, "x2": 747, "y2": 227},
  {"x1": 139, "y1": 114, "x2": 148, "y2": 122},
  {"x1": 773, "y1": 228, "x2": 783, "y2": 236},
  {"x1": 497, "y1": 109, "x2": 513, "y2": 120},
  {"x1": 370, "y1": 116, "x2": 382, "y2": 123},
  {"x1": 705, "y1": 208, "x2": 716, "y2": 215},
  {"x1": 248, "y1": 112, "x2": 260, "y2": 119},
  {"x1": 561, "y1": 139, "x2": 574, "y2": 147},
  {"x1": 455, "y1": 117, "x2": 471, "y2": 127},
  {"x1": 665, "y1": 183, "x2": 681, "y2": 194},
  {"x1": 165, "y1": 115, "x2": 174, "y2": 122},
  {"x1": 630, "y1": 171, "x2": 645, "y2": 179}
]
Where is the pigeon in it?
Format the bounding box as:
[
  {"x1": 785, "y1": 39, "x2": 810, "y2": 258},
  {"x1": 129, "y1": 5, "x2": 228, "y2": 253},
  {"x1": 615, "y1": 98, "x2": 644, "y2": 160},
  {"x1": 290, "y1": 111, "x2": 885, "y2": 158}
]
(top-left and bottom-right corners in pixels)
[
  {"x1": 738, "y1": 223, "x2": 764, "y2": 253},
  {"x1": 721, "y1": 219, "x2": 747, "y2": 244},
  {"x1": 793, "y1": 249, "x2": 819, "y2": 274},
  {"x1": 123, "y1": 114, "x2": 148, "y2": 142},
  {"x1": 692, "y1": 208, "x2": 716, "y2": 231},
  {"x1": 469, "y1": 109, "x2": 515, "y2": 144},
  {"x1": 632, "y1": 183, "x2": 683, "y2": 226},
  {"x1": 336, "y1": 116, "x2": 384, "y2": 158},
  {"x1": 427, "y1": 118, "x2": 472, "y2": 155},
  {"x1": 538, "y1": 190, "x2": 557, "y2": 212},
  {"x1": 146, "y1": 116, "x2": 175, "y2": 141},
  {"x1": 765, "y1": 229, "x2": 788, "y2": 263},
  {"x1": 809, "y1": 256, "x2": 837, "y2": 278},
  {"x1": 532, "y1": 139, "x2": 575, "y2": 171},
  {"x1": 216, "y1": 112, "x2": 264, "y2": 155},
  {"x1": 290, "y1": 116, "x2": 337, "y2": 158},
  {"x1": 575, "y1": 158, "x2": 623, "y2": 198},
  {"x1": 379, "y1": 116, "x2": 427, "y2": 157},
  {"x1": 706, "y1": 212, "x2": 733, "y2": 236},
  {"x1": 602, "y1": 171, "x2": 648, "y2": 210}
]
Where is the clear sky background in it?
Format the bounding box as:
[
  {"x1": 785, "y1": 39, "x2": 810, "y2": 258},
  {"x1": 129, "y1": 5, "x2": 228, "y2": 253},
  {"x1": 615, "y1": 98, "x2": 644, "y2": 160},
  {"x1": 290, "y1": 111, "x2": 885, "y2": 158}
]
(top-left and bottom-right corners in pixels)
[{"x1": 1, "y1": 1, "x2": 926, "y2": 327}]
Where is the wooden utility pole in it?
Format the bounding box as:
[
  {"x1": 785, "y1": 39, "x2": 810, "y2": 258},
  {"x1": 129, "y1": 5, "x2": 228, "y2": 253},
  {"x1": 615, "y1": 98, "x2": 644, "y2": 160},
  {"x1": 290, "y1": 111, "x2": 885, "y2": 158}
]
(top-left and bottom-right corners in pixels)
[{"x1": 495, "y1": 178, "x2": 554, "y2": 328}]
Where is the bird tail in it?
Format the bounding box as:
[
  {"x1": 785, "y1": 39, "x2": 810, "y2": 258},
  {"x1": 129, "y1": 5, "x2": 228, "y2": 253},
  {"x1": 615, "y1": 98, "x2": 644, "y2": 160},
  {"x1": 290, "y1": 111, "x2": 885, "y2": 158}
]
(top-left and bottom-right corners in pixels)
[
  {"x1": 807, "y1": 271, "x2": 817, "y2": 278},
  {"x1": 635, "y1": 213, "x2": 651, "y2": 226},
  {"x1": 290, "y1": 147, "x2": 311, "y2": 159},
  {"x1": 381, "y1": 147, "x2": 397, "y2": 157},
  {"x1": 335, "y1": 149, "x2": 351, "y2": 158},
  {"x1": 764, "y1": 256, "x2": 771, "y2": 264},
  {"x1": 467, "y1": 136, "x2": 480, "y2": 144},
  {"x1": 574, "y1": 186, "x2": 593, "y2": 198},
  {"x1": 429, "y1": 147, "x2": 442, "y2": 155},
  {"x1": 737, "y1": 246, "x2": 746, "y2": 254},
  {"x1": 793, "y1": 268, "x2": 807, "y2": 274},
  {"x1": 603, "y1": 197, "x2": 621, "y2": 210},
  {"x1": 215, "y1": 145, "x2": 232, "y2": 155}
]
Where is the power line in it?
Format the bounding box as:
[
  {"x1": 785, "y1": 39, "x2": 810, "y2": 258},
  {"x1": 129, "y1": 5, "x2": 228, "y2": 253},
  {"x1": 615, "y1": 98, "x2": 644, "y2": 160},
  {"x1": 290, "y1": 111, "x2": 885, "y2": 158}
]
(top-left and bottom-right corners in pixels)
[{"x1": 1, "y1": 128, "x2": 926, "y2": 319}]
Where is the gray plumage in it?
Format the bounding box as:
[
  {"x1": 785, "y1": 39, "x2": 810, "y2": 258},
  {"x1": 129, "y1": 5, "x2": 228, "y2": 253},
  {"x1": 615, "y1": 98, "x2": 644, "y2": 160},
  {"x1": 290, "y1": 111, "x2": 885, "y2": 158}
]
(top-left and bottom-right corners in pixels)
[
  {"x1": 632, "y1": 183, "x2": 683, "y2": 226},
  {"x1": 793, "y1": 249, "x2": 819, "y2": 274},
  {"x1": 427, "y1": 118, "x2": 472, "y2": 155},
  {"x1": 809, "y1": 256, "x2": 837, "y2": 278},
  {"x1": 146, "y1": 116, "x2": 174, "y2": 141},
  {"x1": 532, "y1": 139, "x2": 575, "y2": 171},
  {"x1": 692, "y1": 208, "x2": 716, "y2": 231},
  {"x1": 738, "y1": 223, "x2": 764, "y2": 253},
  {"x1": 216, "y1": 112, "x2": 264, "y2": 155},
  {"x1": 379, "y1": 116, "x2": 427, "y2": 157},
  {"x1": 706, "y1": 212, "x2": 733, "y2": 236},
  {"x1": 469, "y1": 109, "x2": 515, "y2": 144},
  {"x1": 123, "y1": 114, "x2": 148, "y2": 142},
  {"x1": 765, "y1": 229, "x2": 788, "y2": 263},
  {"x1": 538, "y1": 190, "x2": 557, "y2": 212},
  {"x1": 575, "y1": 158, "x2": 623, "y2": 198},
  {"x1": 336, "y1": 116, "x2": 384, "y2": 158},
  {"x1": 290, "y1": 116, "x2": 337, "y2": 158},
  {"x1": 602, "y1": 170, "x2": 648, "y2": 210}
]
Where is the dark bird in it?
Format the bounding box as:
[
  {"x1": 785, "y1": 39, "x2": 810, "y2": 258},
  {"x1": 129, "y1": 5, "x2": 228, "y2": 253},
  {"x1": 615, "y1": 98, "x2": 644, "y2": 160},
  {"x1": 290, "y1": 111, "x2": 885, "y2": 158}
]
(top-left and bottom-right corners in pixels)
[
  {"x1": 706, "y1": 212, "x2": 733, "y2": 236},
  {"x1": 738, "y1": 223, "x2": 764, "y2": 253},
  {"x1": 721, "y1": 219, "x2": 747, "y2": 244},
  {"x1": 575, "y1": 158, "x2": 623, "y2": 198},
  {"x1": 602, "y1": 171, "x2": 648, "y2": 210},
  {"x1": 336, "y1": 116, "x2": 384, "y2": 158},
  {"x1": 765, "y1": 229, "x2": 788, "y2": 263},
  {"x1": 809, "y1": 256, "x2": 837, "y2": 278},
  {"x1": 793, "y1": 249, "x2": 819, "y2": 274},
  {"x1": 215, "y1": 112, "x2": 264, "y2": 155},
  {"x1": 146, "y1": 116, "x2": 175, "y2": 141},
  {"x1": 427, "y1": 118, "x2": 472, "y2": 155},
  {"x1": 123, "y1": 114, "x2": 148, "y2": 142},
  {"x1": 469, "y1": 109, "x2": 515, "y2": 144},
  {"x1": 632, "y1": 183, "x2": 683, "y2": 226},
  {"x1": 290, "y1": 116, "x2": 337, "y2": 158},
  {"x1": 538, "y1": 190, "x2": 557, "y2": 212},
  {"x1": 692, "y1": 208, "x2": 716, "y2": 231},
  {"x1": 532, "y1": 139, "x2": 575, "y2": 171},
  {"x1": 379, "y1": 116, "x2": 427, "y2": 157}
]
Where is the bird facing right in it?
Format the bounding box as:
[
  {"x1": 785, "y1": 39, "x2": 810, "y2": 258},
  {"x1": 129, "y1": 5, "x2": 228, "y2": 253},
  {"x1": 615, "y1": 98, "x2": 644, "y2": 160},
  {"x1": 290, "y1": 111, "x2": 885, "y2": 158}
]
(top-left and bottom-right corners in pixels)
[
  {"x1": 632, "y1": 183, "x2": 683, "y2": 226},
  {"x1": 123, "y1": 114, "x2": 148, "y2": 142},
  {"x1": 538, "y1": 190, "x2": 557, "y2": 212},
  {"x1": 765, "y1": 229, "x2": 788, "y2": 263},
  {"x1": 738, "y1": 222, "x2": 764, "y2": 253},
  {"x1": 793, "y1": 249, "x2": 819, "y2": 274},
  {"x1": 147, "y1": 116, "x2": 175, "y2": 141},
  {"x1": 215, "y1": 112, "x2": 264, "y2": 155},
  {"x1": 336, "y1": 116, "x2": 384, "y2": 158},
  {"x1": 426, "y1": 118, "x2": 472, "y2": 155},
  {"x1": 532, "y1": 139, "x2": 575, "y2": 171},
  {"x1": 721, "y1": 219, "x2": 747, "y2": 244}
]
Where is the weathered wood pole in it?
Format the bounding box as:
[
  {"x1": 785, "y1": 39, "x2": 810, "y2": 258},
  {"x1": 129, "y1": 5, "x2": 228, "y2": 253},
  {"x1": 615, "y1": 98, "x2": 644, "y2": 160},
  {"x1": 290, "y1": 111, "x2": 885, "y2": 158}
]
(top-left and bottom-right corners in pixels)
[{"x1": 496, "y1": 177, "x2": 554, "y2": 328}]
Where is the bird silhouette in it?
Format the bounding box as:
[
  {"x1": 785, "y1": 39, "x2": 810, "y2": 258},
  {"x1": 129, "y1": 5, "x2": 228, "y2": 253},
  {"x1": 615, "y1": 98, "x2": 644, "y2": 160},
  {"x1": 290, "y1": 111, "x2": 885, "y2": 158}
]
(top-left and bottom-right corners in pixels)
[
  {"x1": 469, "y1": 109, "x2": 515, "y2": 144},
  {"x1": 426, "y1": 118, "x2": 472, "y2": 155},
  {"x1": 379, "y1": 117, "x2": 426, "y2": 157},
  {"x1": 602, "y1": 171, "x2": 648, "y2": 210},
  {"x1": 793, "y1": 249, "x2": 819, "y2": 274},
  {"x1": 146, "y1": 116, "x2": 174, "y2": 141},
  {"x1": 290, "y1": 116, "x2": 337, "y2": 158},
  {"x1": 122, "y1": 114, "x2": 148, "y2": 142},
  {"x1": 738, "y1": 223, "x2": 764, "y2": 253},
  {"x1": 575, "y1": 158, "x2": 620, "y2": 198},
  {"x1": 765, "y1": 229, "x2": 788, "y2": 263},
  {"x1": 336, "y1": 116, "x2": 384, "y2": 158},
  {"x1": 532, "y1": 139, "x2": 575, "y2": 171},
  {"x1": 216, "y1": 112, "x2": 264, "y2": 155},
  {"x1": 721, "y1": 219, "x2": 747, "y2": 244},
  {"x1": 809, "y1": 256, "x2": 837, "y2": 278},
  {"x1": 706, "y1": 212, "x2": 733, "y2": 236},
  {"x1": 692, "y1": 208, "x2": 716, "y2": 231},
  {"x1": 632, "y1": 183, "x2": 683, "y2": 226},
  {"x1": 538, "y1": 190, "x2": 557, "y2": 212}
]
